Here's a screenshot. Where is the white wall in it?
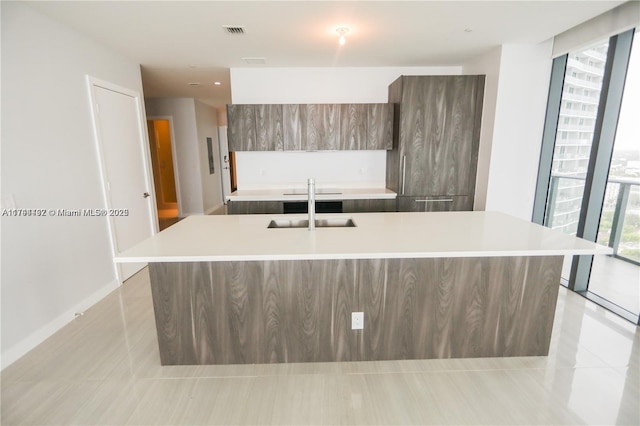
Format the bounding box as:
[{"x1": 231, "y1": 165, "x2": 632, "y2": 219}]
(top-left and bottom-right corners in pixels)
[
  {"x1": 463, "y1": 47, "x2": 502, "y2": 212},
  {"x1": 231, "y1": 66, "x2": 462, "y2": 104},
  {"x1": 465, "y1": 41, "x2": 554, "y2": 220},
  {"x1": 236, "y1": 151, "x2": 386, "y2": 190},
  {"x1": 194, "y1": 100, "x2": 224, "y2": 213},
  {"x1": 230, "y1": 66, "x2": 462, "y2": 188},
  {"x1": 1, "y1": 2, "x2": 145, "y2": 368}
]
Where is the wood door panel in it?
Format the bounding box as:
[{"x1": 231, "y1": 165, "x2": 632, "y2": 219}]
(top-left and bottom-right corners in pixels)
[
  {"x1": 393, "y1": 76, "x2": 483, "y2": 198},
  {"x1": 307, "y1": 104, "x2": 340, "y2": 151},
  {"x1": 255, "y1": 104, "x2": 283, "y2": 151},
  {"x1": 396, "y1": 196, "x2": 472, "y2": 212},
  {"x1": 340, "y1": 104, "x2": 367, "y2": 150},
  {"x1": 342, "y1": 199, "x2": 396, "y2": 213},
  {"x1": 227, "y1": 201, "x2": 283, "y2": 215},
  {"x1": 283, "y1": 104, "x2": 305, "y2": 151},
  {"x1": 367, "y1": 103, "x2": 393, "y2": 150},
  {"x1": 226, "y1": 105, "x2": 256, "y2": 151}
]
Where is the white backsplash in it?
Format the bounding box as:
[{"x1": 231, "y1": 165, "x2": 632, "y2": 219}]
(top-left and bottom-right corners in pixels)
[{"x1": 235, "y1": 151, "x2": 387, "y2": 190}]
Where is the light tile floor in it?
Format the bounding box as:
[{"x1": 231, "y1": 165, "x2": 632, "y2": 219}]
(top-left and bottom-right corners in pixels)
[
  {"x1": 590, "y1": 255, "x2": 640, "y2": 316},
  {"x1": 2, "y1": 268, "x2": 638, "y2": 425}
]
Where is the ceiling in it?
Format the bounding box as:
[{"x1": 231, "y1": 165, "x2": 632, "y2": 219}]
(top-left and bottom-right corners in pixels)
[{"x1": 27, "y1": 1, "x2": 626, "y2": 109}]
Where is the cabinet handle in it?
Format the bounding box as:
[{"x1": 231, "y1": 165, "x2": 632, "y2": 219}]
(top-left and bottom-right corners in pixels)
[
  {"x1": 401, "y1": 155, "x2": 406, "y2": 195},
  {"x1": 415, "y1": 198, "x2": 454, "y2": 203}
]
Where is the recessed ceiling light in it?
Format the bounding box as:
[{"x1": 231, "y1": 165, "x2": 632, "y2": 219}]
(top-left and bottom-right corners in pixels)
[
  {"x1": 214, "y1": 81, "x2": 221, "y2": 86},
  {"x1": 188, "y1": 82, "x2": 201, "y2": 86}
]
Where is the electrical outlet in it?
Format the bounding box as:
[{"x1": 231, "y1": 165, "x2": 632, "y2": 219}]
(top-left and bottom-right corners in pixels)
[{"x1": 352, "y1": 312, "x2": 364, "y2": 330}]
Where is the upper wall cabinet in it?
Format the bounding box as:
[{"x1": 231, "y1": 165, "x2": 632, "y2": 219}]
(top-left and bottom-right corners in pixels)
[
  {"x1": 227, "y1": 104, "x2": 284, "y2": 151},
  {"x1": 340, "y1": 104, "x2": 367, "y2": 150},
  {"x1": 227, "y1": 103, "x2": 393, "y2": 151},
  {"x1": 366, "y1": 103, "x2": 393, "y2": 150},
  {"x1": 283, "y1": 104, "x2": 340, "y2": 151},
  {"x1": 227, "y1": 105, "x2": 256, "y2": 151},
  {"x1": 256, "y1": 104, "x2": 284, "y2": 151}
]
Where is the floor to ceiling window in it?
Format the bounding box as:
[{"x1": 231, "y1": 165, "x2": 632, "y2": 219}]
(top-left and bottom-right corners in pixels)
[
  {"x1": 534, "y1": 28, "x2": 639, "y2": 324},
  {"x1": 590, "y1": 30, "x2": 640, "y2": 316}
]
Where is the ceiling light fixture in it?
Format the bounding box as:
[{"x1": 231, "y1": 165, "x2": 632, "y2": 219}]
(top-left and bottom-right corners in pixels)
[
  {"x1": 336, "y1": 27, "x2": 350, "y2": 45},
  {"x1": 214, "y1": 81, "x2": 221, "y2": 86}
]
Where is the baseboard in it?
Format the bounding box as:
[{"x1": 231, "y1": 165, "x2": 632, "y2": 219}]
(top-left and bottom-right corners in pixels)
[{"x1": 0, "y1": 278, "x2": 121, "y2": 370}]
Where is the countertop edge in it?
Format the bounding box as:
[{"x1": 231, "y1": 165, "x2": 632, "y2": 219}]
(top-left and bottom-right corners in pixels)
[{"x1": 115, "y1": 248, "x2": 612, "y2": 263}]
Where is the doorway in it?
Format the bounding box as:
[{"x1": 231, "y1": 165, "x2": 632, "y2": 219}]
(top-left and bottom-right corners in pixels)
[
  {"x1": 87, "y1": 77, "x2": 156, "y2": 282},
  {"x1": 147, "y1": 119, "x2": 180, "y2": 230}
]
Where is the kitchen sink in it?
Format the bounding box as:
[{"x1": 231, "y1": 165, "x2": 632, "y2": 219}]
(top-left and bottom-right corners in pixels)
[{"x1": 267, "y1": 217, "x2": 356, "y2": 229}]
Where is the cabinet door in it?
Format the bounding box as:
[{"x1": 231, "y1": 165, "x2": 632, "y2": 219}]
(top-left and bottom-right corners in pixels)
[
  {"x1": 255, "y1": 105, "x2": 284, "y2": 151},
  {"x1": 283, "y1": 104, "x2": 305, "y2": 151},
  {"x1": 343, "y1": 199, "x2": 396, "y2": 213},
  {"x1": 227, "y1": 201, "x2": 283, "y2": 215},
  {"x1": 340, "y1": 104, "x2": 367, "y2": 150},
  {"x1": 367, "y1": 104, "x2": 393, "y2": 150},
  {"x1": 396, "y1": 196, "x2": 472, "y2": 212},
  {"x1": 283, "y1": 104, "x2": 340, "y2": 151},
  {"x1": 227, "y1": 105, "x2": 256, "y2": 151},
  {"x1": 400, "y1": 76, "x2": 482, "y2": 196},
  {"x1": 308, "y1": 104, "x2": 340, "y2": 150}
]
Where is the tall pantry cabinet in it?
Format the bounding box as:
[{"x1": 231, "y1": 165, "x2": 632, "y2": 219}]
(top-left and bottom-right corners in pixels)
[{"x1": 386, "y1": 75, "x2": 485, "y2": 212}]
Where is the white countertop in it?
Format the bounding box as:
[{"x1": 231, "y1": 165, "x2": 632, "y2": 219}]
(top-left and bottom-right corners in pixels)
[
  {"x1": 115, "y1": 212, "x2": 611, "y2": 263},
  {"x1": 226, "y1": 187, "x2": 397, "y2": 202}
]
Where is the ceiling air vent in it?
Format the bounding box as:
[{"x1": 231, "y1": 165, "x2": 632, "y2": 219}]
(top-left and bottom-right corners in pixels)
[
  {"x1": 223, "y1": 25, "x2": 246, "y2": 35},
  {"x1": 242, "y1": 57, "x2": 267, "y2": 65}
]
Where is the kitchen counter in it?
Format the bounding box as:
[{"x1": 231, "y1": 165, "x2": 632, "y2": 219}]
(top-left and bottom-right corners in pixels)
[
  {"x1": 225, "y1": 187, "x2": 397, "y2": 202},
  {"x1": 120, "y1": 211, "x2": 611, "y2": 366},
  {"x1": 115, "y1": 211, "x2": 609, "y2": 263}
]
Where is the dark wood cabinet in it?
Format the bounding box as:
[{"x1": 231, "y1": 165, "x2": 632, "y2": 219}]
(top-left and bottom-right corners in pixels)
[
  {"x1": 227, "y1": 201, "x2": 283, "y2": 215},
  {"x1": 228, "y1": 103, "x2": 393, "y2": 151},
  {"x1": 283, "y1": 104, "x2": 340, "y2": 151},
  {"x1": 342, "y1": 199, "x2": 396, "y2": 213},
  {"x1": 150, "y1": 255, "x2": 562, "y2": 364},
  {"x1": 228, "y1": 105, "x2": 284, "y2": 151},
  {"x1": 387, "y1": 76, "x2": 484, "y2": 211},
  {"x1": 226, "y1": 105, "x2": 256, "y2": 151},
  {"x1": 396, "y1": 196, "x2": 473, "y2": 212},
  {"x1": 340, "y1": 104, "x2": 367, "y2": 150},
  {"x1": 255, "y1": 104, "x2": 284, "y2": 151},
  {"x1": 366, "y1": 103, "x2": 393, "y2": 150}
]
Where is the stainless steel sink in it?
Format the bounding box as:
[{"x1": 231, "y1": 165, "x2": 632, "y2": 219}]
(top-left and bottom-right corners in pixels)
[{"x1": 268, "y1": 217, "x2": 356, "y2": 229}]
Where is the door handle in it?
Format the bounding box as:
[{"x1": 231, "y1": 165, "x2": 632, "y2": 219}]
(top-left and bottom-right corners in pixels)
[
  {"x1": 143, "y1": 192, "x2": 151, "y2": 198},
  {"x1": 401, "y1": 155, "x2": 406, "y2": 195},
  {"x1": 415, "y1": 198, "x2": 454, "y2": 203}
]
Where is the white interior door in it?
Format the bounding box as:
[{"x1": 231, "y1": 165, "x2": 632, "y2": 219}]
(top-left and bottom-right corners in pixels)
[
  {"x1": 89, "y1": 78, "x2": 156, "y2": 281},
  {"x1": 218, "y1": 126, "x2": 232, "y2": 201}
]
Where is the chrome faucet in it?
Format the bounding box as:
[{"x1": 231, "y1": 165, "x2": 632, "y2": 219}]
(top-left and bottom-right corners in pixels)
[{"x1": 308, "y1": 178, "x2": 315, "y2": 231}]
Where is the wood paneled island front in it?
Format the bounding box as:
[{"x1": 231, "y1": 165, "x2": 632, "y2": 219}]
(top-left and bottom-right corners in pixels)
[{"x1": 116, "y1": 212, "x2": 609, "y2": 365}]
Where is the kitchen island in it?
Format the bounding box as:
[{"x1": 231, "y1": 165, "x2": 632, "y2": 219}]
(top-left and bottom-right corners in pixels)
[{"x1": 116, "y1": 212, "x2": 610, "y2": 365}]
